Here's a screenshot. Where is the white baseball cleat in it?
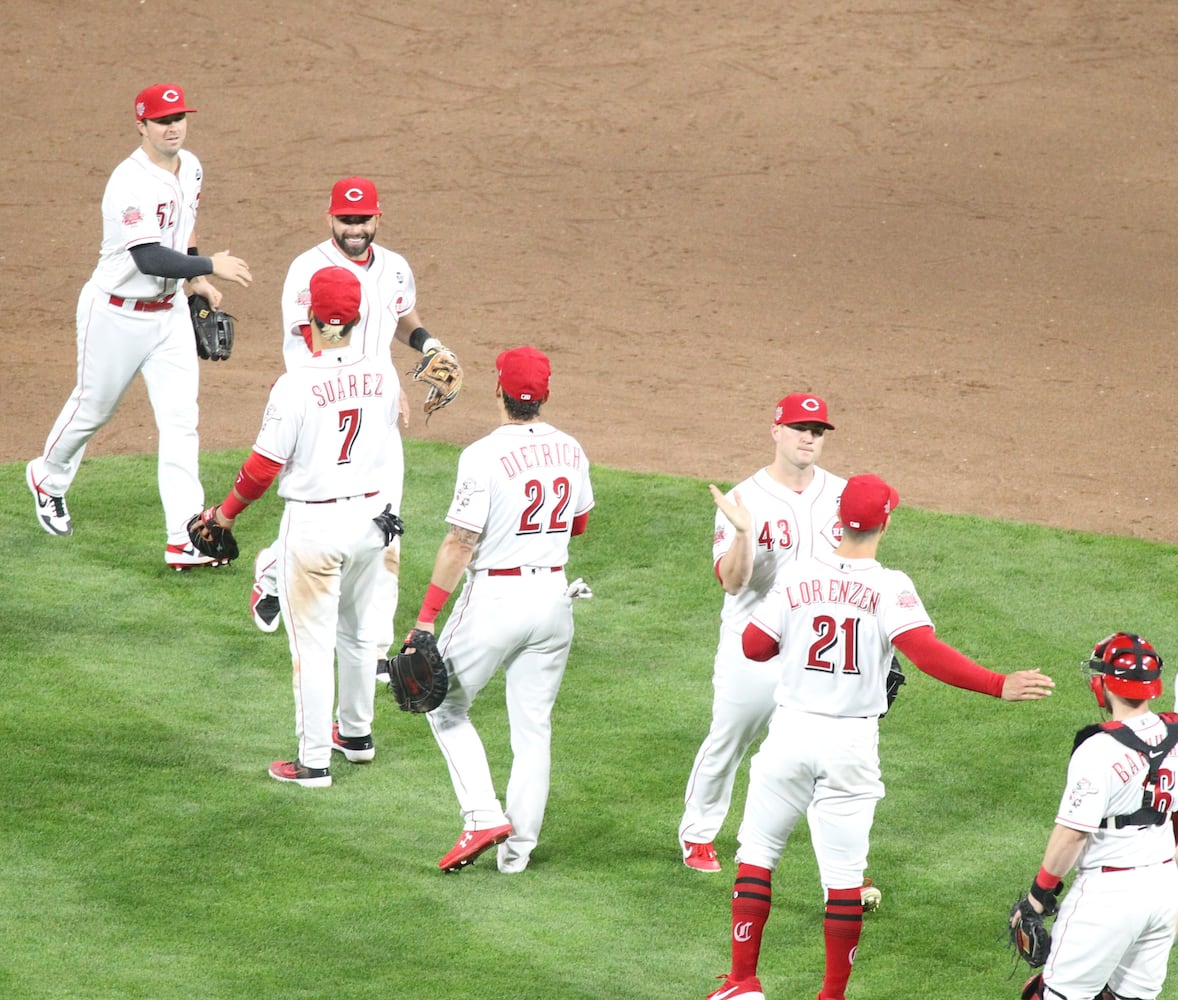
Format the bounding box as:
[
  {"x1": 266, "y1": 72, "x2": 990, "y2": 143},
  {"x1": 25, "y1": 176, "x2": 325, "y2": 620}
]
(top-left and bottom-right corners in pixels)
[
  {"x1": 861, "y1": 878, "x2": 882, "y2": 912},
  {"x1": 27, "y1": 460, "x2": 72, "y2": 536},
  {"x1": 165, "y1": 543, "x2": 229, "y2": 570}
]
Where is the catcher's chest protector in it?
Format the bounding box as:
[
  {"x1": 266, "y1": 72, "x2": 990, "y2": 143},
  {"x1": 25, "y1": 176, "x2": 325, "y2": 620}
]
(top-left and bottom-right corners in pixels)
[{"x1": 1073, "y1": 713, "x2": 1178, "y2": 829}]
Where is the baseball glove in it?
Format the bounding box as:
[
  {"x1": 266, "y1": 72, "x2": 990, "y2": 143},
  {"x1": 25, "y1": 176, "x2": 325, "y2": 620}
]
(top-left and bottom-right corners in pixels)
[
  {"x1": 384, "y1": 628, "x2": 448, "y2": 713},
  {"x1": 408, "y1": 347, "x2": 463, "y2": 416},
  {"x1": 882, "y1": 655, "x2": 906, "y2": 716},
  {"x1": 1008, "y1": 898, "x2": 1051, "y2": 968},
  {"x1": 190, "y1": 293, "x2": 235, "y2": 361},
  {"x1": 186, "y1": 506, "x2": 239, "y2": 563}
]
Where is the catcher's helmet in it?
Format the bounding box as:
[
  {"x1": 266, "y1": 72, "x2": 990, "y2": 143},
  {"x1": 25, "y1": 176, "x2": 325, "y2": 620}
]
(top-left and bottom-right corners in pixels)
[{"x1": 1087, "y1": 631, "x2": 1163, "y2": 707}]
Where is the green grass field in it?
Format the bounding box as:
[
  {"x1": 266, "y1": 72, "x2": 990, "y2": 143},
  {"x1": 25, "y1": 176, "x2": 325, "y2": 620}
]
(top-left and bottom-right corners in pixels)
[{"x1": 3, "y1": 444, "x2": 1177, "y2": 999}]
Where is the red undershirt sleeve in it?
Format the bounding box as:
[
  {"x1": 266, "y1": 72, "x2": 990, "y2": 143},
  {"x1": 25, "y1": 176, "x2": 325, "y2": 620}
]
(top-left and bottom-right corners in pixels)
[
  {"x1": 742, "y1": 623, "x2": 780, "y2": 662},
  {"x1": 892, "y1": 625, "x2": 1006, "y2": 698},
  {"x1": 571, "y1": 512, "x2": 589, "y2": 536}
]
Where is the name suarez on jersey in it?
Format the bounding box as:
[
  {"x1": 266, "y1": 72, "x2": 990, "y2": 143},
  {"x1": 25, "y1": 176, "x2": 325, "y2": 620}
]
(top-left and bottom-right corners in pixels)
[
  {"x1": 783, "y1": 577, "x2": 880, "y2": 614},
  {"x1": 499, "y1": 441, "x2": 584, "y2": 478},
  {"x1": 311, "y1": 372, "x2": 385, "y2": 407}
]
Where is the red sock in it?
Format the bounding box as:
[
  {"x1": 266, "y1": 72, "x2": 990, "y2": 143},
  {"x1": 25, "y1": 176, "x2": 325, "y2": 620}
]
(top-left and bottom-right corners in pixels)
[
  {"x1": 729, "y1": 864, "x2": 772, "y2": 981},
  {"x1": 819, "y1": 887, "x2": 863, "y2": 999}
]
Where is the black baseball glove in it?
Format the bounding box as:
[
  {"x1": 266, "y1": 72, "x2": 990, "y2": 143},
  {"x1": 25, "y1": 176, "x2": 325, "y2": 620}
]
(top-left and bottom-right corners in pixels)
[
  {"x1": 383, "y1": 628, "x2": 448, "y2": 713},
  {"x1": 881, "y1": 655, "x2": 906, "y2": 717},
  {"x1": 186, "y1": 506, "x2": 239, "y2": 563},
  {"x1": 372, "y1": 504, "x2": 404, "y2": 546},
  {"x1": 190, "y1": 293, "x2": 235, "y2": 361},
  {"x1": 1008, "y1": 897, "x2": 1053, "y2": 969}
]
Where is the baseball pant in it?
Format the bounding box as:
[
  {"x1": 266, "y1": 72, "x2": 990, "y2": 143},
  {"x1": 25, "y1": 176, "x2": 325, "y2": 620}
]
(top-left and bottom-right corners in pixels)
[
  {"x1": 736, "y1": 708, "x2": 884, "y2": 889},
  {"x1": 680, "y1": 628, "x2": 781, "y2": 847},
  {"x1": 428, "y1": 571, "x2": 573, "y2": 873},
  {"x1": 39, "y1": 282, "x2": 203, "y2": 545},
  {"x1": 1043, "y1": 862, "x2": 1178, "y2": 999},
  {"x1": 276, "y1": 495, "x2": 392, "y2": 768}
]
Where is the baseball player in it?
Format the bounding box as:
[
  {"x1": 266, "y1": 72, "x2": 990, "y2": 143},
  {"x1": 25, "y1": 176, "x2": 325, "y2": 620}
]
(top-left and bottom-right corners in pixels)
[
  {"x1": 409, "y1": 346, "x2": 594, "y2": 874},
  {"x1": 198, "y1": 266, "x2": 403, "y2": 786},
  {"x1": 26, "y1": 84, "x2": 252, "y2": 566},
  {"x1": 1013, "y1": 633, "x2": 1178, "y2": 1000},
  {"x1": 250, "y1": 176, "x2": 453, "y2": 636},
  {"x1": 680, "y1": 394, "x2": 845, "y2": 873},
  {"x1": 705, "y1": 474, "x2": 1055, "y2": 1000}
]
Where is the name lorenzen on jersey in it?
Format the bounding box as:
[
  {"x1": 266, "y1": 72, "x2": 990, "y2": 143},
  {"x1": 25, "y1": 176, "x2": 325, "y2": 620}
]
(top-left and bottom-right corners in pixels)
[
  {"x1": 783, "y1": 577, "x2": 882, "y2": 614},
  {"x1": 311, "y1": 372, "x2": 385, "y2": 407},
  {"x1": 499, "y1": 441, "x2": 584, "y2": 478}
]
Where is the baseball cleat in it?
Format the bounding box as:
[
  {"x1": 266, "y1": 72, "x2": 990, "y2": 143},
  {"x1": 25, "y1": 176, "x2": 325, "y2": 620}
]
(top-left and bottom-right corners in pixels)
[
  {"x1": 268, "y1": 759, "x2": 332, "y2": 788},
  {"x1": 331, "y1": 723, "x2": 375, "y2": 763},
  {"x1": 683, "y1": 841, "x2": 722, "y2": 872},
  {"x1": 705, "y1": 975, "x2": 765, "y2": 1000},
  {"x1": 438, "y1": 823, "x2": 512, "y2": 872},
  {"x1": 27, "y1": 460, "x2": 72, "y2": 536},
  {"x1": 860, "y1": 877, "x2": 882, "y2": 912},
  {"x1": 166, "y1": 543, "x2": 229, "y2": 570},
  {"x1": 250, "y1": 584, "x2": 281, "y2": 632}
]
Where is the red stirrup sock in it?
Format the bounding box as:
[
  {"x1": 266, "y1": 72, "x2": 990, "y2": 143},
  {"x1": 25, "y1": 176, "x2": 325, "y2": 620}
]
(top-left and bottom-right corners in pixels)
[
  {"x1": 819, "y1": 887, "x2": 863, "y2": 999},
  {"x1": 729, "y1": 863, "x2": 772, "y2": 981}
]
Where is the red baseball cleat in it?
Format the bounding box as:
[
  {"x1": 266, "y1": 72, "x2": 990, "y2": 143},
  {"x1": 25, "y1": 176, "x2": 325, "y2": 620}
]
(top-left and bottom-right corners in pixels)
[{"x1": 438, "y1": 823, "x2": 512, "y2": 872}]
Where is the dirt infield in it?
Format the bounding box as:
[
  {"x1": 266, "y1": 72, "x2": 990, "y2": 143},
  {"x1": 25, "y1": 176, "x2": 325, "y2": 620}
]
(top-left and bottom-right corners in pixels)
[{"x1": 5, "y1": 2, "x2": 1177, "y2": 542}]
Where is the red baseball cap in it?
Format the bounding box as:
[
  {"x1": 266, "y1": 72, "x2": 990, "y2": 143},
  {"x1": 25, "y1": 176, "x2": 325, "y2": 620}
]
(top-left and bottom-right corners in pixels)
[
  {"x1": 329, "y1": 177, "x2": 381, "y2": 217},
  {"x1": 309, "y1": 267, "x2": 362, "y2": 327},
  {"x1": 839, "y1": 474, "x2": 900, "y2": 531},
  {"x1": 774, "y1": 393, "x2": 835, "y2": 429},
  {"x1": 135, "y1": 84, "x2": 196, "y2": 122},
  {"x1": 497, "y1": 346, "x2": 551, "y2": 402}
]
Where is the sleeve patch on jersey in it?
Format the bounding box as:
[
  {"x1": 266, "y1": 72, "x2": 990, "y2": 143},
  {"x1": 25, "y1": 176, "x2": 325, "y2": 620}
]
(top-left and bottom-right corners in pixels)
[
  {"x1": 454, "y1": 478, "x2": 483, "y2": 511},
  {"x1": 714, "y1": 525, "x2": 727, "y2": 545},
  {"x1": 260, "y1": 402, "x2": 281, "y2": 433},
  {"x1": 121, "y1": 206, "x2": 144, "y2": 226},
  {"x1": 1065, "y1": 777, "x2": 1098, "y2": 811},
  {"x1": 896, "y1": 590, "x2": 919, "y2": 608},
  {"x1": 296, "y1": 288, "x2": 312, "y2": 309}
]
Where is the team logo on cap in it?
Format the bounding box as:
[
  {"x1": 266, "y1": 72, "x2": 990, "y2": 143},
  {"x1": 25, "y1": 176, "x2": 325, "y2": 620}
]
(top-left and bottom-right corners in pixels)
[
  {"x1": 161, "y1": 89, "x2": 180, "y2": 104},
  {"x1": 343, "y1": 187, "x2": 365, "y2": 203},
  {"x1": 800, "y1": 397, "x2": 820, "y2": 412}
]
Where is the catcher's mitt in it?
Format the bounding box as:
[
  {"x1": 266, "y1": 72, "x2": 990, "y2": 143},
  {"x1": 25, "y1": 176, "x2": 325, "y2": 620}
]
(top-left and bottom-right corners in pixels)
[
  {"x1": 190, "y1": 293, "x2": 235, "y2": 361},
  {"x1": 1008, "y1": 898, "x2": 1051, "y2": 968},
  {"x1": 384, "y1": 628, "x2": 448, "y2": 713},
  {"x1": 408, "y1": 347, "x2": 463, "y2": 416},
  {"x1": 186, "y1": 506, "x2": 239, "y2": 563}
]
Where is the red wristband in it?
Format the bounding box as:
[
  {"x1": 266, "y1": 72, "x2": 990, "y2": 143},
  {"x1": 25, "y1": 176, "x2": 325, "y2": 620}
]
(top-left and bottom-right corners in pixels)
[
  {"x1": 417, "y1": 583, "x2": 452, "y2": 624},
  {"x1": 220, "y1": 491, "x2": 249, "y2": 520},
  {"x1": 1035, "y1": 866, "x2": 1060, "y2": 890}
]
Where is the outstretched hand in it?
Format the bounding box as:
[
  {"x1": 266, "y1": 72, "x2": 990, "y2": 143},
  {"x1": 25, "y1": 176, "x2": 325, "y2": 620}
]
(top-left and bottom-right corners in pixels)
[
  {"x1": 709, "y1": 485, "x2": 751, "y2": 535},
  {"x1": 1001, "y1": 669, "x2": 1055, "y2": 701}
]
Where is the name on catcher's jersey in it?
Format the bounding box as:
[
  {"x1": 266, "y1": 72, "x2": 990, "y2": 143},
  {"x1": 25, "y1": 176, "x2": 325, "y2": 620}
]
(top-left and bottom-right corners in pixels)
[
  {"x1": 93, "y1": 147, "x2": 202, "y2": 300},
  {"x1": 1057, "y1": 712, "x2": 1178, "y2": 871},
  {"x1": 252, "y1": 346, "x2": 403, "y2": 503},
  {"x1": 749, "y1": 551, "x2": 933, "y2": 717},
  {"x1": 446, "y1": 422, "x2": 594, "y2": 572}
]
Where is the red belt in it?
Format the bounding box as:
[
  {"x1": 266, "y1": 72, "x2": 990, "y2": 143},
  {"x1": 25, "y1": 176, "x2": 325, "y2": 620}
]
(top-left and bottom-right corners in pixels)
[
  {"x1": 303, "y1": 491, "x2": 379, "y2": 505},
  {"x1": 486, "y1": 566, "x2": 563, "y2": 576},
  {"x1": 1101, "y1": 858, "x2": 1173, "y2": 873},
  {"x1": 109, "y1": 293, "x2": 175, "y2": 312}
]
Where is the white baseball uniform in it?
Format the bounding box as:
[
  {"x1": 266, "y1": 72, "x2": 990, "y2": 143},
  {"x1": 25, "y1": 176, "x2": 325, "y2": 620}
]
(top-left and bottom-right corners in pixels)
[
  {"x1": 253, "y1": 239, "x2": 416, "y2": 622},
  {"x1": 1039, "y1": 713, "x2": 1178, "y2": 999},
  {"x1": 736, "y1": 550, "x2": 933, "y2": 888},
  {"x1": 254, "y1": 344, "x2": 403, "y2": 769},
  {"x1": 679, "y1": 466, "x2": 846, "y2": 848},
  {"x1": 427, "y1": 421, "x2": 594, "y2": 873},
  {"x1": 34, "y1": 146, "x2": 205, "y2": 544}
]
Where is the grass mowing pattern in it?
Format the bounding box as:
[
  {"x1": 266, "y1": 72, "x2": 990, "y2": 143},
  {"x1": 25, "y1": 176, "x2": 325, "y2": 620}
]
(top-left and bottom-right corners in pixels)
[{"x1": 2, "y1": 445, "x2": 1176, "y2": 998}]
